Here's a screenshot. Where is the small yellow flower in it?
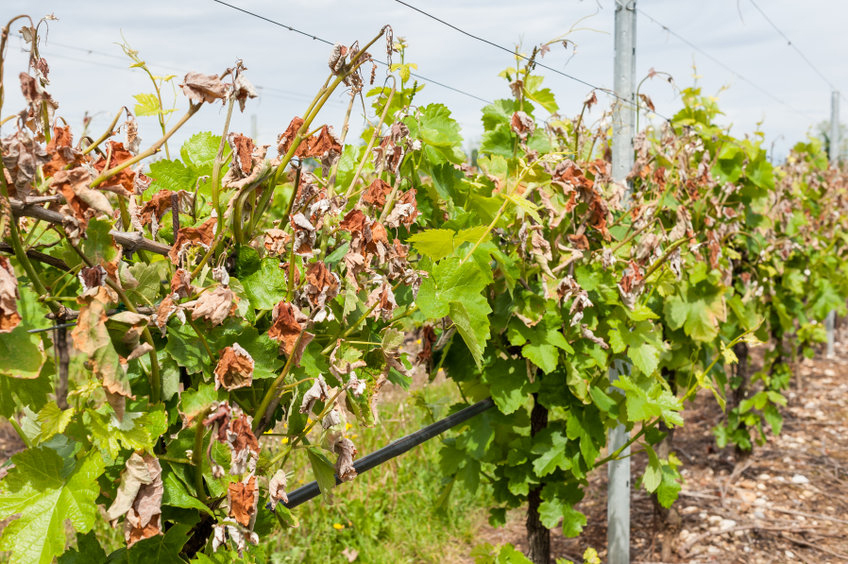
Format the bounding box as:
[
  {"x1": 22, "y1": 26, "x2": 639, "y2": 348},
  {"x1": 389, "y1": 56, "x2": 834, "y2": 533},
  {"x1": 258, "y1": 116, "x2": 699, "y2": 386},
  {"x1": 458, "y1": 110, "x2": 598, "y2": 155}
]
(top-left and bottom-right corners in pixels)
[
  {"x1": 280, "y1": 436, "x2": 289, "y2": 444},
  {"x1": 345, "y1": 422, "x2": 353, "y2": 431},
  {"x1": 333, "y1": 523, "x2": 345, "y2": 530}
]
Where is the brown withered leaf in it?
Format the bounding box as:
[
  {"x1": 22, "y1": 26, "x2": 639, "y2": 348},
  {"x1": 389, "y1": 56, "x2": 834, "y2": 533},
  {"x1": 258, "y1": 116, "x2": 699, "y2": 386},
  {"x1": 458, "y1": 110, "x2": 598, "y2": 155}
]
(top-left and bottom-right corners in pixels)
[
  {"x1": 105, "y1": 452, "x2": 163, "y2": 547},
  {"x1": 277, "y1": 116, "x2": 305, "y2": 157},
  {"x1": 228, "y1": 475, "x2": 258, "y2": 528},
  {"x1": 125, "y1": 115, "x2": 141, "y2": 154},
  {"x1": 373, "y1": 121, "x2": 409, "y2": 174},
  {"x1": 530, "y1": 229, "x2": 553, "y2": 262},
  {"x1": 191, "y1": 286, "x2": 237, "y2": 326},
  {"x1": 302, "y1": 125, "x2": 341, "y2": 161},
  {"x1": 291, "y1": 212, "x2": 316, "y2": 257},
  {"x1": 361, "y1": 178, "x2": 392, "y2": 207},
  {"x1": 568, "y1": 233, "x2": 590, "y2": 250},
  {"x1": 333, "y1": 437, "x2": 357, "y2": 482},
  {"x1": 232, "y1": 73, "x2": 257, "y2": 112},
  {"x1": 127, "y1": 342, "x2": 154, "y2": 362},
  {"x1": 227, "y1": 413, "x2": 260, "y2": 475},
  {"x1": 268, "y1": 301, "x2": 313, "y2": 364},
  {"x1": 106, "y1": 452, "x2": 152, "y2": 522},
  {"x1": 417, "y1": 324, "x2": 437, "y2": 364},
  {"x1": 42, "y1": 125, "x2": 82, "y2": 177},
  {"x1": 510, "y1": 111, "x2": 535, "y2": 140},
  {"x1": 638, "y1": 92, "x2": 656, "y2": 112},
  {"x1": 170, "y1": 268, "x2": 194, "y2": 299},
  {"x1": 383, "y1": 189, "x2": 419, "y2": 229},
  {"x1": 180, "y1": 72, "x2": 228, "y2": 104},
  {"x1": 339, "y1": 209, "x2": 366, "y2": 233},
  {"x1": 346, "y1": 372, "x2": 366, "y2": 397},
  {"x1": 78, "y1": 265, "x2": 107, "y2": 292},
  {"x1": 366, "y1": 282, "x2": 397, "y2": 322},
  {"x1": 368, "y1": 374, "x2": 388, "y2": 423},
  {"x1": 321, "y1": 406, "x2": 342, "y2": 430},
  {"x1": 268, "y1": 469, "x2": 288, "y2": 509},
  {"x1": 299, "y1": 375, "x2": 329, "y2": 415},
  {"x1": 71, "y1": 286, "x2": 133, "y2": 418},
  {"x1": 110, "y1": 311, "x2": 150, "y2": 351},
  {"x1": 137, "y1": 190, "x2": 177, "y2": 228},
  {"x1": 169, "y1": 217, "x2": 216, "y2": 264},
  {"x1": 154, "y1": 295, "x2": 178, "y2": 335},
  {"x1": 303, "y1": 261, "x2": 340, "y2": 309},
  {"x1": 0, "y1": 256, "x2": 21, "y2": 333},
  {"x1": 214, "y1": 344, "x2": 254, "y2": 391},
  {"x1": 263, "y1": 228, "x2": 290, "y2": 256},
  {"x1": 203, "y1": 402, "x2": 233, "y2": 443},
  {"x1": 328, "y1": 43, "x2": 349, "y2": 75},
  {"x1": 228, "y1": 132, "x2": 255, "y2": 176},
  {"x1": 92, "y1": 141, "x2": 144, "y2": 196},
  {"x1": 365, "y1": 221, "x2": 389, "y2": 263},
  {"x1": 53, "y1": 166, "x2": 112, "y2": 225},
  {"x1": 0, "y1": 130, "x2": 49, "y2": 198},
  {"x1": 19, "y1": 72, "x2": 57, "y2": 135}
]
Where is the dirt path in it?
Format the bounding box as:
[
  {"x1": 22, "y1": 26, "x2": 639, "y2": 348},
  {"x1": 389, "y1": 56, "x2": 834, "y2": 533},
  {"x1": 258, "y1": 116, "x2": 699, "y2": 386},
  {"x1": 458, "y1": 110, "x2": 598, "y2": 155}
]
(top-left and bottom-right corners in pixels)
[{"x1": 474, "y1": 337, "x2": 848, "y2": 563}]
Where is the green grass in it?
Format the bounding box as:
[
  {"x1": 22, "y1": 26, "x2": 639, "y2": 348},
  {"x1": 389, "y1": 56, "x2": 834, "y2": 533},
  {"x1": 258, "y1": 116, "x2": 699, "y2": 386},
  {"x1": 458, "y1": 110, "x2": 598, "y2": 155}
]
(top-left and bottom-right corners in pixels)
[{"x1": 262, "y1": 381, "x2": 491, "y2": 563}]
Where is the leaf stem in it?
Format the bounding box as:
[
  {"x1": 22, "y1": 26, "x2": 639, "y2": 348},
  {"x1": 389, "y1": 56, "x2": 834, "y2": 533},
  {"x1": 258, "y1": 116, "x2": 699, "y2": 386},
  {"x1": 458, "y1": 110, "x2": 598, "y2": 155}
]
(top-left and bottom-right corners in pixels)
[
  {"x1": 211, "y1": 96, "x2": 236, "y2": 222},
  {"x1": 81, "y1": 107, "x2": 125, "y2": 156},
  {"x1": 193, "y1": 408, "x2": 210, "y2": 504}
]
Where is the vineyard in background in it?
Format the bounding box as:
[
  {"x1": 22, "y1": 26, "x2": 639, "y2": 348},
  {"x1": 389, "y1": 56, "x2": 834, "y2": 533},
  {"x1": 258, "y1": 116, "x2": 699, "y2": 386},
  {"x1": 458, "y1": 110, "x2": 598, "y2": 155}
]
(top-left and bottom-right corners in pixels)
[{"x1": 0, "y1": 12, "x2": 846, "y2": 564}]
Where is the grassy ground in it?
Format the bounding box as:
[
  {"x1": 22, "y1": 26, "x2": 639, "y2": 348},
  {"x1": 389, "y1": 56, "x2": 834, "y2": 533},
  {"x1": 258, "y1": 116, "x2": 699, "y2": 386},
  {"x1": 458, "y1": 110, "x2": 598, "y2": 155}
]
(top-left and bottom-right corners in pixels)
[{"x1": 262, "y1": 381, "x2": 491, "y2": 563}]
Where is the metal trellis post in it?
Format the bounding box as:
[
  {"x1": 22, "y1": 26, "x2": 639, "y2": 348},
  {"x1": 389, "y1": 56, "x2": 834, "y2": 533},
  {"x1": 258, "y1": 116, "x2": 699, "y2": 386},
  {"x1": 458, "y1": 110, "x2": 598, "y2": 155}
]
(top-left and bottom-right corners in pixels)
[
  {"x1": 826, "y1": 90, "x2": 839, "y2": 358},
  {"x1": 609, "y1": 2, "x2": 636, "y2": 564}
]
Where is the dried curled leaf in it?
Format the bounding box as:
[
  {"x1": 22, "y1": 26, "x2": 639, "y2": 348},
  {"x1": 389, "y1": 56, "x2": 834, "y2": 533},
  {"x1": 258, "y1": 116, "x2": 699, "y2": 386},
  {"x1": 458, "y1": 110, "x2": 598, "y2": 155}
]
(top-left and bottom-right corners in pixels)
[
  {"x1": 333, "y1": 437, "x2": 357, "y2": 482},
  {"x1": 510, "y1": 111, "x2": 535, "y2": 140},
  {"x1": 71, "y1": 286, "x2": 132, "y2": 419},
  {"x1": 366, "y1": 282, "x2": 397, "y2": 322},
  {"x1": 92, "y1": 141, "x2": 144, "y2": 195},
  {"x1": 268, "y1": 301, "x2": 313, "y2": 364},
  {"x1": 268, "y1": 469, "x2": 288, "y2": 509},
  {"x1": 169, "y1": 217, "x2": 216, "y2": 265},
  {"x1": 0, "y1": 130, "x2": 49, "y2": 198},
  {"x1": 263, "y1": 228, "x2": 290, "y2": 256},
  {"x1": 299, "y1": 375, "x2": 329, "y2": 415},
  {"x1": 214, "y1": 343, "x2": 254, "y2": 391},
  {"x1": 42, "y1": 124, "x2": 82, "y2": 177},
  {"x1": 54, "y1": 166, "x2": 113, "y2": 225},
  {"x1": 180, "y1": 71, "x2": 228, "y2": 104},
  {"x1": 228, "y1": 475, "x2": 258, "y2": 528},
  {"x1": 303, "y1": 261, "x2": 340, "y2": 309},
  {"x1": 105, "y1": 452, "x2": 163, "y2": 547},
  {"x1": 232, "y1": 73, "x2": 257, "y2": 112},
  {"x1": 190, "y1": 286, "x2": 237, "y2": 326},
  {"x1": 0, "y1": 256, "x2": 21, "y2": 333},
  {"x1": 170, "y1": 268, "x2": 194, "y2": 299}
]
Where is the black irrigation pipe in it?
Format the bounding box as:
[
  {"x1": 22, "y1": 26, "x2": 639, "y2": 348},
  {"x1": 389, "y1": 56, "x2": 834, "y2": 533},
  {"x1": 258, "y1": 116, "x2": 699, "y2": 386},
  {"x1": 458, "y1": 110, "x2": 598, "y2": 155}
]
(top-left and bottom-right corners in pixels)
[{"x1": 283, "y1": 396, "x2": 495, "y2": 509}]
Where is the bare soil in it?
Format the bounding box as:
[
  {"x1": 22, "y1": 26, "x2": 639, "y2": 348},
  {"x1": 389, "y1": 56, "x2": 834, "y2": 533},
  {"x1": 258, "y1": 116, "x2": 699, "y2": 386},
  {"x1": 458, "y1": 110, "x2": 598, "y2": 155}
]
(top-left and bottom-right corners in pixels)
[{"x1": 473, "y1": 338, "x2": 848, "y2": 564}]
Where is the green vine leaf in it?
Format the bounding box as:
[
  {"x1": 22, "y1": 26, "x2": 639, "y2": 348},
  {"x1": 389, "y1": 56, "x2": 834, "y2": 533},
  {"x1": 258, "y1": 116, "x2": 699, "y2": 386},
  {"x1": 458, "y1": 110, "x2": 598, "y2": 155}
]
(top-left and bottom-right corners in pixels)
[{"x1": 0, "y1": 448, "x2": 105, "y2": 564}]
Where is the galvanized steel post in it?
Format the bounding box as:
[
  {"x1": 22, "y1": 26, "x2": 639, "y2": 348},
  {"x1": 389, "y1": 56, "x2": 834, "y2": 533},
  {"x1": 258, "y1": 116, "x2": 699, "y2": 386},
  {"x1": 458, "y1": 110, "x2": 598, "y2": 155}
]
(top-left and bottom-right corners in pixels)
[
  {"x1": 609, "y1": 1, "x2": 636, "y2": 563},
  {"x1": 826, "y1": 91, "x2": 839, "y2": 358}
]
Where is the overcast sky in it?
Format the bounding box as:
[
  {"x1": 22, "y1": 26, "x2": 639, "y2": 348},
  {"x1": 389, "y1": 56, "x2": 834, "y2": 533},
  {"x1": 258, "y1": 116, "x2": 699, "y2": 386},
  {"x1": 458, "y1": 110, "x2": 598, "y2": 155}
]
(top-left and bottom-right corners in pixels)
[{"x1": 2, "y1": 0, "x2": 846, "y2": 161}]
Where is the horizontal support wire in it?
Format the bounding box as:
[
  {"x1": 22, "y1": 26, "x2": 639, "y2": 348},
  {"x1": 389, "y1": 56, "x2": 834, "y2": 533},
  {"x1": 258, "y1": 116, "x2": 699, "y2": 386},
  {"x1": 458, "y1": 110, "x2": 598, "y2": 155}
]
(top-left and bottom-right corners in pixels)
[
  {"x1": 210, "y1": 0, "x2": 492, "y2": 104},
  {"x1": 283, "y1": 396, "x2": 494, "y2": 508},
  {"x1": 392, "y1": 0, "x2": 671, "y2": 121},
  {"x1": 636, "y1": 6, "x2": 816, "y2": 121}
]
